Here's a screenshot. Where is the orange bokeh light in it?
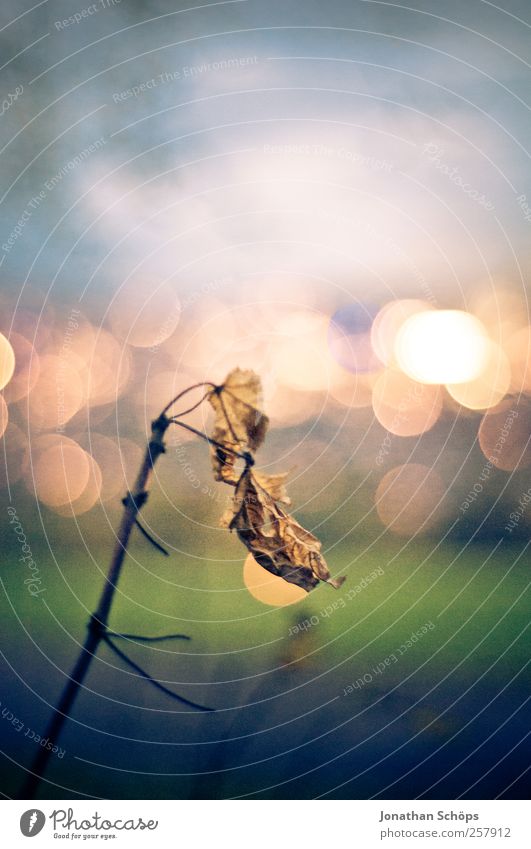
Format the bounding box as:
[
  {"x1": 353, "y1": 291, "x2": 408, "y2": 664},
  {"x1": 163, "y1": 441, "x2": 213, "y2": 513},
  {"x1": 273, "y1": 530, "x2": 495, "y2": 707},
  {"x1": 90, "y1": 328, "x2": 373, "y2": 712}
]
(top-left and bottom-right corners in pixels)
[
  {"x1": 243, "y1": 553, "x2": 307, "y2": 606},
  {"x1": 371, "y1": 299, "x2": 432, "y2": 367},
  {"x1": 446, "y1": 341, "x2": 511, "y2": 410},
  {"x1": 505, "y1": 326, "x2": 531, "y2": 395},
  {"x1": 28, "y1": 435, "x2": 91, "y2": 507},
  {"x1": 2, "y1": 332, "x2": 40, "y2": 403},
  {"x1": 478, "y1": 400, "x2": 531, "y2": 471},
  {"x1": 25, "y1": 354, "x2": 84, "y2": 430},
  {"x1": 0, "y1": 422, "x2": 29, "y2": 489},
  {"x1": 0, "y1": 395, "x2": 9, "y2": 439},
  {"x1": 375, "y1": 463, "x2": 447, "y2": 536},
  {"x1": 0, "y1": 332, "x2": 16, "y2": 390},
  {"x1": 372, "y1": 369, "x2": 442, "y2": 436},
  {"x1": 54, "y1": 454, "x2": 103, "y2": 516},
  {"x1": 108, "y1": 278, "x2": 181, "y2": 348}
]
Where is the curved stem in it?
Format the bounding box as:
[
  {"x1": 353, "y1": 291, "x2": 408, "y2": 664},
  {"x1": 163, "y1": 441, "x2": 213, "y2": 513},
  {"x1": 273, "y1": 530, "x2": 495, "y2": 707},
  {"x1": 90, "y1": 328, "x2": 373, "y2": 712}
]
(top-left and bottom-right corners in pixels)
[
  {"x1": 170, "y1": 419, "x2": 253, "y2": 465},
  {"x1": 161, "y1": 382, "x2": 216, "y2": 416},
  {"x1": 107, "y1": 632, "x2": 191, "y2": 643},
  {"x1": 103, "y1": 636, "x2": 213, "y2": 712}
]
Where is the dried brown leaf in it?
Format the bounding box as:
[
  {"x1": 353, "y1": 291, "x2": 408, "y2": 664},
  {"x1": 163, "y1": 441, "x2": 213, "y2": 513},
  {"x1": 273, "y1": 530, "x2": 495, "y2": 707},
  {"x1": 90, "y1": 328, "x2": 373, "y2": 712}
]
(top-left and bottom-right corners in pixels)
[
  {"x1": 252, "y1": 470, "x2": 291, "y2": 505},
  {"x1": 228, "y1": 469, "x2": 345, "y2": 593},
  {"x1": 208, "y1": 368, "x2": 269, "y2": 484}
]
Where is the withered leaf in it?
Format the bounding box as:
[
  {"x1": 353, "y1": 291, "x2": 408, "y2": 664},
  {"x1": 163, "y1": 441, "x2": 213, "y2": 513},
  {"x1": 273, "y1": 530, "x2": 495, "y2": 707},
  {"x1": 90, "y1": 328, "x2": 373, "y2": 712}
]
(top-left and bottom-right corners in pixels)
[
  {"x1": 252, "y1": 470, "x2": 291, "y2": 505},
  {"x1": 228, "y1": 468, "x2": 345, "y2": 593},
  {"x1": 208, "y1": 368, "x2": 269, "y2": 484}
]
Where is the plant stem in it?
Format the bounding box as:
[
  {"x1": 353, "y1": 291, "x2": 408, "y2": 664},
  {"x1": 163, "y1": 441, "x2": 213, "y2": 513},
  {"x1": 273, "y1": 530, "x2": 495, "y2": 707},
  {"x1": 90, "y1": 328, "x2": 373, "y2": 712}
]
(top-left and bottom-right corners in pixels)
[{"x1": 19, "y1": 414, "x2": 171, "y2": 799}]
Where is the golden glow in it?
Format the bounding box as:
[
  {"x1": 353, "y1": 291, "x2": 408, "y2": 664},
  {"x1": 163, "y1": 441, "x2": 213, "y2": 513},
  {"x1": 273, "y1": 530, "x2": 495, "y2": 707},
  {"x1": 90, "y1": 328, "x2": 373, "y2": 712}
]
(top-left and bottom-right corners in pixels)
[
  {"x1": 0, "y1": 332, "x2": 16, "y2": 390},
  {"x1": 54, "y1": 454, "x2": 102, "y2": 516},
  {"x1": 375, "y1": 463, "x2": 447, "y2": 536},
  {"x1": 270, "y1": 310, "x2": 337, "y2": 392},
  {"x1": 0, "y1": 423, "x2": 28, "y2": 489},
  {"x1": 329, "y1": 371, "x2": 376, "y2": 409},
  {"x1": 134, "y1": 368, "x2": 211, "y2": 441},
  {"x1": 506, "y1": 326, "x2": 531, "y2": 395},
  {"x1": 446, "y1": 341, "x2": 511, "y2": 410},
  {"x1": 79, "y1": 433, "x2": 143, "y2": 502},
  {"x1": 0, "y1": 395, "x2": 8, "y2": 439},
  {"x1": 395, "y1": 310, "x2": 490, "y2": 384},
  {"x1": 372, "y1": 369, "x2": 442, "y2": 436},
  {"x1": 108, "y1": 279, "x2": 181, "y2": 348},
  {"x1": 371, "y1": 299, "x2": 432, "y2": 367},
  {"x1": 2, "y1": 332, "x2": 40, "y2": 403},
  {"x1": 478, "y1": 400, "x2": 531, "y2": 471},
  {"x1": 25, "y1": 354, "x2": 84, "y2": 430},
  {"x1": 29, "y1": 435, "x2": 91, "y2": 507},
  {"x1": 243, "y1": 553, "x2": 307, "y2": 607}
]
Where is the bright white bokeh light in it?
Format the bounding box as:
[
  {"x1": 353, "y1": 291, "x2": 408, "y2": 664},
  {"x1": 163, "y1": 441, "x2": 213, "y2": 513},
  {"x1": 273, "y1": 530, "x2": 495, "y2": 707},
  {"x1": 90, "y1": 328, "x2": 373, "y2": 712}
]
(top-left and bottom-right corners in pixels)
[{"x1": 395, "y1": 310, "x2": 490, "y2": 385}]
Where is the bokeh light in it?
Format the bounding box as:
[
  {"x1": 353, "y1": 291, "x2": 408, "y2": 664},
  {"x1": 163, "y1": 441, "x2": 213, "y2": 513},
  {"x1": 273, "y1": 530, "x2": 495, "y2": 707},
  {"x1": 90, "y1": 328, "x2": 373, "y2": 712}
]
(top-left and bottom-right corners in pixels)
[
  {"x1": 471, "y1": 286, "x2": 528, "y2": 344},
  {"x1": 372, "y1": 368, "x2": 442, "y2": 436},
  {"x1": 396, "y1": 310, "x2": 490, "y2": 384},
  {"x1": 243, "y1": 553, "x2": 307, "y2": 606},
  {"x1": 328, "y1": 371, "x2": 376, "y2": 409},
  {"x1": 2, "y1": 332, "x2": 40, "y2": 403},
  {"x1": 478, "y1": 399, "x2": 531, "y2": 471},
  {"x1": 446, "y1": 341, "x2": 511, "y2": 410},
  {"x1": 328, "y1": 303, "x2": 381, "y2": 373},
  {"x1": 0, "y1": 423, "x2": 29, "y2": 489},
  {"x1": 54, "y1": 454, "x2": 103, "y2": 517},
  {"x1": 371, "y1": 299, "x2": 433, "y2": 367},
  {"x1": 24, "y1": 354, "x2": 85, "y2": 430},
  {"x1": 78, "y1": 433, "x2": 143, "y2": 503},
  {"x1": 505, "y1": 326, "x2": 531, "y2": 395},
  {"x1": 0, "y1": 395, "x2": 9, "y2": 439},
  {"x1": 82, "y1": 328, "x2": 131, "y2": 407},
  {"x1": 108, "y1": 278, "x2": 181, "y2": 348},
  {"x1": 134, "y1": 368, "x2": 212, "y2": 441},
  {"x1": 0, "y1": 332, "x2": 16, "y2": 390},
  {"x1": 28, "y1": 435, "x2": 91, "y2": 507},
  {"x1": 270, "y1": 310, "x2": 339, "y2": 392},
  {"x1": 375, "y1": 463, "x2": 447, "y2": 536}
]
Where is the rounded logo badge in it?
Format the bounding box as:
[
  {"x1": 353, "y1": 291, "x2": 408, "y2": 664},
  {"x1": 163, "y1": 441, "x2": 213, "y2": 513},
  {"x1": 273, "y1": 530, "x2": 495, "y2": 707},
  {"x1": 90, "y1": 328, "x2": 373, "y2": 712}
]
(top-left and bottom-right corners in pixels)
[{"x1": 20, "y1": 810, "x2": 46, "y2": 837}]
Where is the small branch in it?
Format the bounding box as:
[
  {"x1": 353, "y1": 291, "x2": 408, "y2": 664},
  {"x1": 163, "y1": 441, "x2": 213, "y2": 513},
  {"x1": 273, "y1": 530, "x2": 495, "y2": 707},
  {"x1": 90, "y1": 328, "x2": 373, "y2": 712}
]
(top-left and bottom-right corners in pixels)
[
  {"x1": 161, "y1": 382, "x2": 216, "y2": 417},
  {"x1": 103, "y1": 635, "x2": 213, "y2": 712},
  {"x1": 19, "y1": 413, "x2": 175, "y2": 798},
  {"x1": 170, "y1": 418, "x2": 254, "y2": 467},
  {"x1": 107, "y1": 632, "x2": 191, "y2": 643}
]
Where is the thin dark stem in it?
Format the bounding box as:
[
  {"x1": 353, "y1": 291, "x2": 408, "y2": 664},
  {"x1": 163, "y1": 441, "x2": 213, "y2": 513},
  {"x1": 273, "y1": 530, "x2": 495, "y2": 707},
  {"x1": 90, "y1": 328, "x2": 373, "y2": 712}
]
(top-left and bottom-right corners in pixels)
[
  {"x1": 19, "y1": 414, "x2": 172, "y2": 798},
  {"x1": 170, "y1": 419, "x2": 253, "y2": 466},
  {"x1": 103, "y1": 636, "x2": 213, "y2": 712},
  {"x1": 107, "y1": 632, "x2": 191, "y2": 643},
  {"x1": 133, "y1": 516, "x2": 169, "y2": 556},
  {"x1": 161, "y1": 382, "x2": 216, "y2": 416},
  {"x1": 170, "y1": 392, "x2": 210, "y2": 419}
]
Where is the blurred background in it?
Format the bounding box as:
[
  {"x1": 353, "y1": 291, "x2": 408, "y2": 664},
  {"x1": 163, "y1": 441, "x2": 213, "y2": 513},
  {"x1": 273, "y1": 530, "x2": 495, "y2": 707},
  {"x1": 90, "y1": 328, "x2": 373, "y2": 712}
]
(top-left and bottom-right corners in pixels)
[{"x1": 0, "y1": 0, "x2": 529, "y2": 799}]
